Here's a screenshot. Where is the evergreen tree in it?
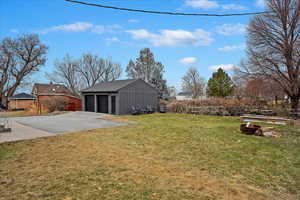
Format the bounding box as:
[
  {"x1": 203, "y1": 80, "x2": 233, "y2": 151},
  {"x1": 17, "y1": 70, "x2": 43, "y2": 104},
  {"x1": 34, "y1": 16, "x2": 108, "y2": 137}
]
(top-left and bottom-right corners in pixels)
[
  {"x1": 126, "y1": 48, "x2": 168, "y2": 99},
  {"x1": 207, "y1": 68, "x2": 234, "y2": 98}
]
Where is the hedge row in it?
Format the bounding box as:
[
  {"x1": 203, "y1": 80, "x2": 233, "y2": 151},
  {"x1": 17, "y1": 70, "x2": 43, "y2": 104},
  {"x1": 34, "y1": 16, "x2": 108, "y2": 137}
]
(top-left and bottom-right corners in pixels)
[{"x1": 164, "y1": 99, "x2": 288, "y2": 117}]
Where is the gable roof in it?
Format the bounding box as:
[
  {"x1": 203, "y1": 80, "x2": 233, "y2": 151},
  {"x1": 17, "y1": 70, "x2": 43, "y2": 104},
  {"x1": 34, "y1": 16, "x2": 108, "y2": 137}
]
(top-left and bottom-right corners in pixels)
[
  {"x1": 32, "y1": 83, "x2": 78, "y2": 98},
  {"x1": 177, "y1": 92, "x2": 192, "y2": 96},
  {"x1": 9, "y1": 93, "x2": 36, "y2": 100},
  {"x1": 81, "y1": 79, "x2": 138, "y2": 93}
]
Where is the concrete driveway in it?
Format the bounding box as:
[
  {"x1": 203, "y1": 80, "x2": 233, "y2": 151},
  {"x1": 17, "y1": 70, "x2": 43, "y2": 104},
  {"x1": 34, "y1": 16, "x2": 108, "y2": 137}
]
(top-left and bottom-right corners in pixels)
[{"x1": 0, "y1": 112, "x2": 127, "y2": 143}]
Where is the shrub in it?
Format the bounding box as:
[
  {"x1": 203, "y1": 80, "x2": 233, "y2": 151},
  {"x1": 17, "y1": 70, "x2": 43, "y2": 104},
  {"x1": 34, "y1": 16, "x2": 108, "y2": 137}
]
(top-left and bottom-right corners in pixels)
[
  {"x1": 41, "y1": 97, "x2": 68, "y2": 113},
  {"x1": 166, "y1": 98, "x2": 259, "y2": 115},
  {"x1": 165, "y1": 98, "x2": 297, "y2": 118}
]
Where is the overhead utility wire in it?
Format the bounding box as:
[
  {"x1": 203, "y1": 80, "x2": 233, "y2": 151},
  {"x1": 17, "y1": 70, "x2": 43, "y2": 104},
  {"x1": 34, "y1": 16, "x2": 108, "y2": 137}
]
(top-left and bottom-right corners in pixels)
[{"x1": 65, "y1": 0, "x2": 270, "y2": 17}]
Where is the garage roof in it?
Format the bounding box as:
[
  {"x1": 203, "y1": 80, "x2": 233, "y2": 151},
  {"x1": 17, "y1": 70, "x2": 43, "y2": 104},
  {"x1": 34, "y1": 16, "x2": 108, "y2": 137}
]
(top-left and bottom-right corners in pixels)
[
  {"x1": 32, "y1": 83, "x2": 80, "y2": 98},
  {"x1": 81, "y1": 79, "x2": 138, "y2": 93},
  {"x1": 9, "y1": 93, "x2": 36, "y2": 100}
]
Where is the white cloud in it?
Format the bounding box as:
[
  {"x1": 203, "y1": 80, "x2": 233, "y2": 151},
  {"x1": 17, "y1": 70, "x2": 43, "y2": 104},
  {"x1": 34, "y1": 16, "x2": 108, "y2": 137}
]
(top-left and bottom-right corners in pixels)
[
  {"x1": 256, "y1": 0, "x2": 266, "y2": 8},
  {"x1": 37, "y1": 22, "x2": 93, "y2": 34},
  {"x1": 91, "y1": 25, "x2": 106, "y2": 34},
  {"x1": 105, "y1": 37, "x2": 120, "y2": 45},
  {"x1": 185, "y1": 0, "x2": 219, "y2": 9},
  {"x1": 185, "y1": 0, "x2": 246, "y2": 10},
  {"x1": 216, "y1": 23, "x2": 247, "y2": 36},
  {"x1": 127, "y1": 29, "x2": 154, "y2": 39},
  {"x1": 127, "y1": 29, "x2": 213, "y2": 47},
  {"x1": 180, "y1": 57, "x2": 198, "y2": 66},
  {"x1": 105, "y1": 37, "x2": 120, "y2": 42},
  {"x1": 37, "y1": 22, "x2": 122, "y2": 34},
  {"x1": 10, "y1": 29, "x2": 19, "y2": 34},
  {"x1": 209, "y1": 64, "x2": 238, "y2": 71},
  {"x1": 217, "y1": 44, "x2": 245, "y2": 52},
  {"x1": 91, "y1": 24, "x2": 122, "y2": 34},
  {"x1": 128, "y1": 19, "x2": 139, "y2": 23},
  {"x1": 222, "y1": 4, "x2": 246, "y2": 10}
]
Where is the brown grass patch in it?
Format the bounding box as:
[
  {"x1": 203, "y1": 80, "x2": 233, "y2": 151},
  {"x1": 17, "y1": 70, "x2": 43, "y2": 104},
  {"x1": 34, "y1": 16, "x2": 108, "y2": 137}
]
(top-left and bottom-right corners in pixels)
[
  {"x1": 100, "y1": 115, "x2": 137, "y2": 125},
  {"x1": 0, "y1": 110, "x2": 65, "y2": 118},
  {"x1": 1, "y1": 130, "x2": 266, "y2": 200}
]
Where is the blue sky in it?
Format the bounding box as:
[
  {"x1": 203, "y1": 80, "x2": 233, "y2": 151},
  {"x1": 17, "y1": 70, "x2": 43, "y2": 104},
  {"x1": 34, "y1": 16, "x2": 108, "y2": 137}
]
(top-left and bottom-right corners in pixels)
[{"x1": 0, "y1": 0, "x2": 266, "y2": 91}]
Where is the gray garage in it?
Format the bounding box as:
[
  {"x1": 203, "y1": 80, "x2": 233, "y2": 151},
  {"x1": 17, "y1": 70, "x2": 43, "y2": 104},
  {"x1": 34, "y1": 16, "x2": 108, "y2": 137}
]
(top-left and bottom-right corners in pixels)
[{"x1": 81, "y1": 79, "x2": 158, "y2": 115}]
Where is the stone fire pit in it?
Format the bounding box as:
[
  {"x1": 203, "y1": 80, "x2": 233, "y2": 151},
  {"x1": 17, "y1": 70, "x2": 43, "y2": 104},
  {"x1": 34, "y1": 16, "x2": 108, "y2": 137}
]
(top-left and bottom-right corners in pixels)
[
  {"x1": 240, "y1": 123, "x2": 281, "y2": 138},
  {"x1": 240, "y1": 123, "x2": 262, "y2": 136}
]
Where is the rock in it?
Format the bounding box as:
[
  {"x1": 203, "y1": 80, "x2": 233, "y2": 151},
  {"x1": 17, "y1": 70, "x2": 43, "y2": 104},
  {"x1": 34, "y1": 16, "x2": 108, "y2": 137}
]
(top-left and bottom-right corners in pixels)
[
  {"x1": 255, "y1": 129, "x2": 263, "y2": 136},
  {"x1": 261, "y1": 127, "x2": 281, "y2": 138},
  {"x1": 263, "y1": 132, "x2": 274, "y2": 137},
  {"x1": 263, "y1": 131, "x2": 281, "y2": 138},
  {"x1": 261, "y1": 127, "x2": 275, "y2": 132}
]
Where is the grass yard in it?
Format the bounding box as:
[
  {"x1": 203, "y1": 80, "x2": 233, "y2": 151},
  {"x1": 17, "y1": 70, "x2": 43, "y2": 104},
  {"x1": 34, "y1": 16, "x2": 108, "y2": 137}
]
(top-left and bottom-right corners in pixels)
[
  {"x1": 0, "y1": 113, "x2": 299, "y2": 200},
  {"x1": 0, "y1": 110, "x2": 37, "y2": 118}
]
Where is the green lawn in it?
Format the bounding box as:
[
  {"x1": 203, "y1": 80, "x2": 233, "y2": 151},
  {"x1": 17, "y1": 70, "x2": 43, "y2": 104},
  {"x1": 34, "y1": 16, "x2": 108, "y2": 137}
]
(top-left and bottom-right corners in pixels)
[{"x1": 0, "y1": 114, "x2": 299, "y2": 200}]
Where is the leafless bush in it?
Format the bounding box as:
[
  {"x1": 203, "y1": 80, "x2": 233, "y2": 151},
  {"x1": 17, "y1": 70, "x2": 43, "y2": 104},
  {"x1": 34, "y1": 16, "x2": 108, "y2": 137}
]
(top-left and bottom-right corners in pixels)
[
  {"x1": 165, "y1": 98, "x2": 295, "y2": 117},
  {"x1": 41, "y1": 97, "x2": 68, "y2": 112},
  {"x1": 166, "y1": 98, "x2": 257, "y2": 114}
]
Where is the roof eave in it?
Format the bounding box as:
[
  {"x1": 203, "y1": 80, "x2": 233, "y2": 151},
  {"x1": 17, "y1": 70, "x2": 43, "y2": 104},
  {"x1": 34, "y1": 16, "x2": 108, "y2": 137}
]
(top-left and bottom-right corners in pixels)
[
  {"x1": 81, "y1": 90, "x2": 118, "y2": 93},
  {"x1": 8, "y1": 98, "x2": 36, "y2": 100}
]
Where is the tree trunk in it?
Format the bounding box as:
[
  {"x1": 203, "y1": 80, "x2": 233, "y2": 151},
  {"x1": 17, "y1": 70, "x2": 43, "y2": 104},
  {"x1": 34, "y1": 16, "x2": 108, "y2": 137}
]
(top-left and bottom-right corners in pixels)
[
  {"x1": 0, "y1": 93, "x2": 2, "y2": 108},
  {"x1": 1, "y1": 96, "x2": 8, "y2": 109},
  {"x1": 6, "y1": 81, "x2": 20, "y2": 99},
  {"x1": 290, "y1": 96, "x2": 299, "y2": 119}
]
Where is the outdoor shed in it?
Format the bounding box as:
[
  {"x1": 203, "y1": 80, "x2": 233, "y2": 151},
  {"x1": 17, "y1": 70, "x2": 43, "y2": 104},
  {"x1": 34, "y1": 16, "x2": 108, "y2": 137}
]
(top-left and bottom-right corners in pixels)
[
  {"x1": 8, "y1": 93, "x2": 36, "y2": 111},
  {"x1": 81, "y1": 79, "x2": 158, "y2": 115}
]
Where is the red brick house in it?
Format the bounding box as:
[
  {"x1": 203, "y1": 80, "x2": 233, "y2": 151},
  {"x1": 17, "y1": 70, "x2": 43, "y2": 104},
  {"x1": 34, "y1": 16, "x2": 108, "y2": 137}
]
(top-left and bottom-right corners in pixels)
[
  {"x1": 32, "y1": 83, "x2": 82, "y2": 112},
  {"x1": 8, "y1": 93, "x2": 36, "y2": 111}
]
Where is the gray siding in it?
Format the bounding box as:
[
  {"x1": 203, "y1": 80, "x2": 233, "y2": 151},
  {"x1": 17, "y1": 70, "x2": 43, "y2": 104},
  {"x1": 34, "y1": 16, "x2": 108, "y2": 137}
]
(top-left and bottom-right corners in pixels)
[
  {"x1": 119, "y1": 79, "x2": 158, "y2": 115},
  {"x1": 81, "y1": 79, "x2": 158, "y2": 115}
]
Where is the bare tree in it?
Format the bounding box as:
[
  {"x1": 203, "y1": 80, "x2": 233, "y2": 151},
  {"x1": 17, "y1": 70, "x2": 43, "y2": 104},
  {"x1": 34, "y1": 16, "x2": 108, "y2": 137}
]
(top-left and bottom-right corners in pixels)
[
  {"x1": 167, "y1": 86, "x2": 177, "y2": 97},
  {"x1": 165, "y1": 86, "x2": 177, "y2": 101},
  {"x1": 232, "y1": 75, "x2": 247, "y2": 100},
  {"x1": 0, "y1": 38, "x2": 14, "y2": 107},
  {"x1": 239, "y1": 0, "x2": 300, "y2": 114},
  {"x1": 126, "y1": 48, "x2": 163, "y2": 83},
  {"x1": 47, "y1": 53, "x2": 122, "y2": 93},
  {"x1": 77, "y1": 53, "x2": 106, "y2": 88},
  {"x1": 244, "y1": 76, "x2": 285, "y2": 103},
  {"x1": 182, "y1": 67, "x2": 206, "y2": 99},
  {"x1": 126, "y1": 48, "x2": 168, "y2": 99},
  {"x1": 102, "y1": 58, "x2": 122, "y2": 82},
  {"x1": 0, "y1": 34, "x2": 48, "y2": 107},
  {"x1": 46, "y1": 54, "x2": 80, "y2": 95}
]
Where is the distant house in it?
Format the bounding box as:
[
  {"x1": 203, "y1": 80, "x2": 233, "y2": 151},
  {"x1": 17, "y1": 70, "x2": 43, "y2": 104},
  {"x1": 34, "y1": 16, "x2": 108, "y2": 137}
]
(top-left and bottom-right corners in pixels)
[
  {"x1": 176, "y1": 92, "x2": 193, "y2": 101},
  {"x1": 81, "y1": 79, "x2": 158, "y2": 115},
  {"x1": 32, "y1": 83, "x2": 82, "y2": 112},
  {"x1": 8, "y1": 93, "x2": 36, "y2": 111}
]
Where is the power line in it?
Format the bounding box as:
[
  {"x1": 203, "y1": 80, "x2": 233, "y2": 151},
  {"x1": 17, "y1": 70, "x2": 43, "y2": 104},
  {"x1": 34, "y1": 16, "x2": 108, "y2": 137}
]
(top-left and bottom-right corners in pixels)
[{"x1": 64, "y1": 0, "x2": 270, "y2": 17}]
